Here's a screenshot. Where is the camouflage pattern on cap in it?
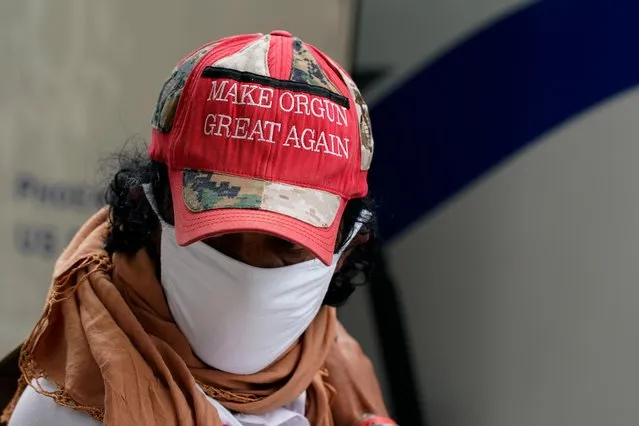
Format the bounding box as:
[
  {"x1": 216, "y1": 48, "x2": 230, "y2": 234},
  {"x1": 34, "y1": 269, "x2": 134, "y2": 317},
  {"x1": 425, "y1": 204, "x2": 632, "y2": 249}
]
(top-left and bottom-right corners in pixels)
[
  {"x1": 290, "y1": 38, "x2": 374, "y2": 171},
  {"x1": 151, "y1": 44, "x2": 217, "y2": 133},
  {"x1": 329, "y1": 61, "x2": 374, "y2": 171},
  {"x1": 290, "y1": 39, "x2": 339, "y2": 94},
  {"x1": 183, "y1": 170, "x2": 341, "y2": 227},
  {"x1": 213, "y1": 35, "x2": 271, "y2": 76},
  {"x1": 344, "y1": 75, "x2": 373, "y2": 171}
]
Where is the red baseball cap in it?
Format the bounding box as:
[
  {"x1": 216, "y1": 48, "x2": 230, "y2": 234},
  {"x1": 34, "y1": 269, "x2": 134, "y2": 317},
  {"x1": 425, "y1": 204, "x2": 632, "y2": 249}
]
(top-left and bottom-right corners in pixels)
[{"x1": 149, "y1": 31, "x2": 374, "y2": 265}]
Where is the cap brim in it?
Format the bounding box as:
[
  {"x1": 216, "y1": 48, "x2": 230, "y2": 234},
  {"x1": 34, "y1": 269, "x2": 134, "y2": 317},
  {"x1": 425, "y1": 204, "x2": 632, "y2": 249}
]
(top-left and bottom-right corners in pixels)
[{"x1": 169, "y1": 167, "x2": 346, "y2": 265}]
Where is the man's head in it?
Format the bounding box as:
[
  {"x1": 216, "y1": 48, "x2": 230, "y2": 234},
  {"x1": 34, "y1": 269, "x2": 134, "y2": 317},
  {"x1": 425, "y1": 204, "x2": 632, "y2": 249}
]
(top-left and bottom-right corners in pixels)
[
  {"x1": 149, "y1": 31, "x2": 373, "y2": 265},
  {"x1": 105, "y1": 31, "x2": 376, "y2": 306}
]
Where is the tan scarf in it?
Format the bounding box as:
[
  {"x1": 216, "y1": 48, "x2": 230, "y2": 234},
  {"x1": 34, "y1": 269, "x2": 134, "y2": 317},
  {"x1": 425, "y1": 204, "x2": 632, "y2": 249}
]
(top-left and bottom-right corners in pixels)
[{"x1": 2, "y1": 208, "x2": 337, "y2": 425}]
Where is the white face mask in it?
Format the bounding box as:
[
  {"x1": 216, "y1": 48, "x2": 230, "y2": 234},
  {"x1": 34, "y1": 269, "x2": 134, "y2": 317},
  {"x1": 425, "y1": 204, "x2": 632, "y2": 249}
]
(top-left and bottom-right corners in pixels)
[{"x1": 143, "y1": 185, "x2": 361, "y2": 375}]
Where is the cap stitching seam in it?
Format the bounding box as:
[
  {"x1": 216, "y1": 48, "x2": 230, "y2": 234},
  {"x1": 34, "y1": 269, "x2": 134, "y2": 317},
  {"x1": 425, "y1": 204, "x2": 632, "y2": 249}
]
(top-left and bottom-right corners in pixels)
[{"x1": 184, "y1": 216, "x2": 339, "y2": 240}]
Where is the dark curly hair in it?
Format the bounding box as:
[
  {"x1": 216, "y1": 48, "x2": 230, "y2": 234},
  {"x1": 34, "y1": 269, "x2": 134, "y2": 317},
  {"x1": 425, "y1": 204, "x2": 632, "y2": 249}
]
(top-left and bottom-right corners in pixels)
[{"x1": 103, "y1": 144, "x2": 378, "y2": 306}]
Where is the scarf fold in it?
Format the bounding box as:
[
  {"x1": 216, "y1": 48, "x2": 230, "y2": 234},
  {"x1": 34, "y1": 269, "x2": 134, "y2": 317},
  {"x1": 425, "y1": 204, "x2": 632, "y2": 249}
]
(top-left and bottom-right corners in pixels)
[{"x1": 2, "y1": 208, "x2": 336, "y2": 425}]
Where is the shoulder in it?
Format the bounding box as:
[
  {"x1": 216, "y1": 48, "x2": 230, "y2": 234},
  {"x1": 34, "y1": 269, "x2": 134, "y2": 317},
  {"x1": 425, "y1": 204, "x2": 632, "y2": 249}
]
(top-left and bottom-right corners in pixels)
[{"x1": 8, "y1": 379, "x2": 100, "y2": 426}]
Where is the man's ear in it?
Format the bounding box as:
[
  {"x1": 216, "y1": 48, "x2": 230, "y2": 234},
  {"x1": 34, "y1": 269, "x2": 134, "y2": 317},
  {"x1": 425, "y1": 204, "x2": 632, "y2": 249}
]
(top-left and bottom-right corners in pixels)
[{"x1": 336, "y1": 232, "x2": 370, "y2": 271}]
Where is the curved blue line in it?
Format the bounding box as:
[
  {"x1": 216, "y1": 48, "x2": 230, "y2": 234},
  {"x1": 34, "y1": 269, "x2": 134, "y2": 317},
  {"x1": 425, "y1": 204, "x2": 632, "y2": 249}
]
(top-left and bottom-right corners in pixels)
[{"x1": 368, "y1": 0, "x2": 639, "y2": 239}]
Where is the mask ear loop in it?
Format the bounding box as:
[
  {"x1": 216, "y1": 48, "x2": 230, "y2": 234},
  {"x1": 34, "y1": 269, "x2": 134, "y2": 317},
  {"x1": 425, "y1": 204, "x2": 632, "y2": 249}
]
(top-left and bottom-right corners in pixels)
[
  {"x1": 336, "y1": 209, "x2": 371, "y2": 256},
  {"x1": 142, "y1": 183, "x2": 163, "y2": 221}
]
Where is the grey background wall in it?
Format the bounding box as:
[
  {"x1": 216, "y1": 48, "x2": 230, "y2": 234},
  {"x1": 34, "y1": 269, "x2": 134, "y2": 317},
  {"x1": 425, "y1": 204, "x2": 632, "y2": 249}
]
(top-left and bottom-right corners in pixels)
[{"x1": 340, "y1": 0, "x2": 639, "y2": 425}]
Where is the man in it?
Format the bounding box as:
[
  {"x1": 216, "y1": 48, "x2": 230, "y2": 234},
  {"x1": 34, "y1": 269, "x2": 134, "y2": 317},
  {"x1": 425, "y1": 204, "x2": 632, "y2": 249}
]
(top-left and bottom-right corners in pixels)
[{"x1": 1, "y1": 31, "x2": 395, "y2": 426}]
